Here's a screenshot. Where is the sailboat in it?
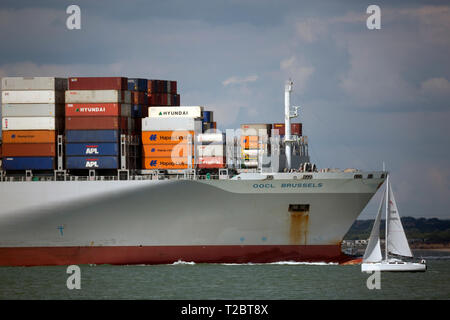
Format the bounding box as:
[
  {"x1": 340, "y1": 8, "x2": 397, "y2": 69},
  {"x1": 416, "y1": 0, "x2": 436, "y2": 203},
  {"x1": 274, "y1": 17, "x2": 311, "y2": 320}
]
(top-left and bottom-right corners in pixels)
[{"x1": 361, "y1": 175, "x2": 426, "y2": 272}]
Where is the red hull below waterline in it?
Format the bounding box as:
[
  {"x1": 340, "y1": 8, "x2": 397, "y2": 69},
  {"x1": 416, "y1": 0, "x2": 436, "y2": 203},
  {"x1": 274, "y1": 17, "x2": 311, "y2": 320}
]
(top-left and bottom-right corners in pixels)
[{"x1": 0, "y1": 245, "x2": 353, "y2": 266}]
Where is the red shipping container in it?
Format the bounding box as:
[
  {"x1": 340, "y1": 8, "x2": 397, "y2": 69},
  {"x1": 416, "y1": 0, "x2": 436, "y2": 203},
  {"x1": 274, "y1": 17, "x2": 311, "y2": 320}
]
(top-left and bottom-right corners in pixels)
[
  {"x1": 198, "y1": 157, "x2": 226, "y2": 169},
  {"x1": 272, "y1": 123, "x2": 302, "y2": 136},
  {"x1": 65, "y1": 103, "x2": 123, "y2": 116},
  {"x1": 2, "y1": 143, "x2": 56, "y2": 157},
  {"x1": 120, "y1": 117, "x2": 128, "y2": 132},
  {"x1": 65, "y1": 116, "x2": 120, "y2": 130},
  {"x1": 68, "y1": 77, "x2": 128, "y2": 90},
  {"x1": 170, "y1": 81, "x2": 177, "y2": 94},
  {"x1": 131, "y1": 91, "x2": 147, "y2": 105}
]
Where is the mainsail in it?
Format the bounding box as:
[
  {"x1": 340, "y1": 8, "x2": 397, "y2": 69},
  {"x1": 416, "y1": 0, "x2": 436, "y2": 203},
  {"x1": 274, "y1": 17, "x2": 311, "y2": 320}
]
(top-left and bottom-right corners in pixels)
[
  {"x1": 387, "y1": 184, "x2": 413, "y2": 257},
  {"x1": 363, "y1": 192, "x2": 385, "y2": 263}
]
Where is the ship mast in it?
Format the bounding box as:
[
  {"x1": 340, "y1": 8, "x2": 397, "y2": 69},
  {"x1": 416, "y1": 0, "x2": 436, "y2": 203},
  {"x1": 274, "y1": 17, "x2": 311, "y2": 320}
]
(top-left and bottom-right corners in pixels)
[{"x1": 285, "y1": 80, "x2": 293, "y2": 170}]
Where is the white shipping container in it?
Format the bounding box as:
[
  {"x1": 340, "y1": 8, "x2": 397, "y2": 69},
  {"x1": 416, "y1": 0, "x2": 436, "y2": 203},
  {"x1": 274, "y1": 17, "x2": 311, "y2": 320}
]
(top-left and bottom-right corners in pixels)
[
  {"x1": 2, "y1": 117, "x2": 61, "y2": 130},
  {"x1": 65, "y1": 90, "x2": 131, "y2": 103},
  {"x1": 1, "y1": 90, "x2": 64, "y2": 104},
  {"x1": 1, "y1": 77, "x2": 67, "y2": 91},
  {"x1": 2, "y1": 104, "x2": 64, "y2": 117},
  {"x1": 196, "y1": 133, "x2": 225, "y2": 143},
  {"x1": 148, "y1": 106, "x2": 203, "y2": 118},
  {"x1": 142, "y1": 117, "x2": 202, "y2": 132},
  {"x1": 197, "y1": 144, "x2": 225, "y2": 157}
]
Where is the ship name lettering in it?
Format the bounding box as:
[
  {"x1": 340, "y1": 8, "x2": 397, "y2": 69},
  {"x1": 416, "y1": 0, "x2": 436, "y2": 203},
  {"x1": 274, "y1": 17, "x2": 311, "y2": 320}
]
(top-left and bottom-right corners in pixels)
[
  {"x1": 253, "y1": 183, "x2": 275, "y2": 189},
  {"x1": 281, "y1": 183, "x2": 323, "y2": 188}
]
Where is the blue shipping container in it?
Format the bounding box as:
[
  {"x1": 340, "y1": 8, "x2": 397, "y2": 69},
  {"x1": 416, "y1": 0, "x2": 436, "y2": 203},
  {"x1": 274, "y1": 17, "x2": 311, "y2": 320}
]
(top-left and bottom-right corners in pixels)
[
  {"x1": 131, "y1": 104, "x2": 142, "y2": 118},
  {"x1": 66, "y1": 143, "x2": 119, "y2": 156},
  {"x1": 66, "y1": 130, "x2": 119, "y2": 143},
  {"x1": 127, "y1": 78, "x2": 148, "y2": 92},
  {"x1": 203, "y1": 111, "x2": 212, "y2": 123},
  {"x1": 2, "y1": 157, "x2": 55, "y2": 170},
  {"x1": 66, "y1": 156, "x2": 119, "y2": 169}
]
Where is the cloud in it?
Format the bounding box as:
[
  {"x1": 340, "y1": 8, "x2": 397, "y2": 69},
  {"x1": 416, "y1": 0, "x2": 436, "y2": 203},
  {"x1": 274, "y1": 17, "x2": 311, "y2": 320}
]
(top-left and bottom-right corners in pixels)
[
  {"x1": 222, "y1": 75, "x2": 258, "y2": 86},
  {"x1": 420, "y1": 77, "x2": 450, "y2": 97},
  {"x1": 280, "y1": 56, "x2": 314, "y2": 93}
]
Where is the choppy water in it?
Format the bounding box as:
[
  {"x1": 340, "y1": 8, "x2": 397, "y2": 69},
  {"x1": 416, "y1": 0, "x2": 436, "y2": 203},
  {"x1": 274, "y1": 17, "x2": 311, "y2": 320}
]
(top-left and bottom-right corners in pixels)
[{"x1": 0, "y1": 250, "x2": 448, "y2": 300}]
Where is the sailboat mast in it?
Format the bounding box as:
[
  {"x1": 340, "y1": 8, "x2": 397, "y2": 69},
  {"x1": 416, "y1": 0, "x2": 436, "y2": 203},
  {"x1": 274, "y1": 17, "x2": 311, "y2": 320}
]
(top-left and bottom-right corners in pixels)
[{"x1": 385, "y1": 174, "x2": 389, "y2": 260}]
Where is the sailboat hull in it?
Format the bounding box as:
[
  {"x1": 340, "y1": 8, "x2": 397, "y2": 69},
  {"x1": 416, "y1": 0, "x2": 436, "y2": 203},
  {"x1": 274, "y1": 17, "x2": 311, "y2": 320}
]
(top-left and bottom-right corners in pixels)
[{"x1": 361, "y1": 262, "x2": 426, "y2": 272}]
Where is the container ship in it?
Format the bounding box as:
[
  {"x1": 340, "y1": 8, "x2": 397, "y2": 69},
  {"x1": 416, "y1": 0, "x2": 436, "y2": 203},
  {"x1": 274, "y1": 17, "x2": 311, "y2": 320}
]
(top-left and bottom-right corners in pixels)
[{"x1": 0, "y1": 77, "x2": 385, "y2": 266}]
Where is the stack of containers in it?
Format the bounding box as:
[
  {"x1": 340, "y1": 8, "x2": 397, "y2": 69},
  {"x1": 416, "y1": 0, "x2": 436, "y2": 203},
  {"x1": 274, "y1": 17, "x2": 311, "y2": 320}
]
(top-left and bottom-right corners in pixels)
[
  {"x1": 141, "y1": 106, "x2": 202, "y2": 170},
  {"x1": 240, "y1": 124, "x2": 272, "y2": 168},
  {"x1": 147, "y1": 80, "x2": 180, "y2": 106},
  {"x1": 128, "y1": 78, "x2": 148, "y2": 169},
  {"x1": 196, "y1": 133, "x2": 226, "y2": 169},
  {"x1": 65, "y1": 77, "x2": 131, "y2": 171},
  {"x1": 1, "y1": 77, "x2": 66, "y2": 171}
]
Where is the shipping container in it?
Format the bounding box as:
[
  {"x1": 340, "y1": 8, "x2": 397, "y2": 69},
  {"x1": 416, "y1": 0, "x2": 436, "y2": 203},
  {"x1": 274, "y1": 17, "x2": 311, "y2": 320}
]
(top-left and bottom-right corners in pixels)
[
  {"x1": 66, "y1": 143, "x2": 119, "y2": 156},
  {"x1": 2, "y1": 130, "x2": 56, "y2": 144},
  {"x1": 2, "y1": 117, "x2": 62, "y2": 130},
  {"x1": 1, "y1": 90, "x2": 64, "y2": 104},
  {"x1": 131, "y1": 91, "x2": 147, "y2": 105},
  {"x1": 147, "y1": 80, "x2": 157, "y2": 94},
  {"x1": 170, "y1": 81, "x2": 177, "y2": 94},
  {"x1": 203, "y1": 111, "x2": 213, "y2": 123},
  {"x1": 65, "y1": 103, "x2": 131, "y2": 117},
  {"x1": 148, "y1": 106, "x2": 202, "y2": 119},
  {"x1": 65, "y1": 90, "x2": 131, "y2": 104},
  {"x1": 142, "y1": 130, "x2": 194, "y2": 145},
  {"x1": 1, "y1": 77, "x2": 67, "y2": 91},
  {"x1": 142, "y1": 157, "x2": 193, "y2": 170},
  {"x1": 272, "y1": 123, "x2": 302, "y2": 136},
  {"x1": 131, "y1": 105, "x2": 142, "y2": 118},
  {"x1": 196, "y1": 133, "x2": 224, "y2": 143},
  {"x1": 142, "y1": 144, "x2": 194, "y2": 158},
  {"x1": 68, "y1": 77, "x2": 127, "y2": 90},
  {"x1": 2, "y1": 143, "x2": 56, "y2": 157},
  {"x1": 66, "y1": 156, "x2": 119, "y2": 169},
  {"x1": 65, "y1": 130, "x2": 119, "y2": 143},
  {"x1": 2, "y1": 104, "x2": 64, "y2": 117},
  {"x1": 65, "y1": 116, "x2": 121, "y2": 130},
  {"x1": 241, "y1": 136, "x2": 268, "y2": 149},
  {"x1": 197, "y1": 144, "x2": 225, "y2": 157},
  {"x1": 127, "y1": 78, "x2": 147, "y2": 92},
  {"x1": 2, "y1": 157, "x2": 55, "y2": 170},
  {"x1": 240, "y1": 124, "x2": 272, "y2": 136},
  {"x1": 198, "y1": 157, "x2": 226, "y2": 169},
  {"x1": 142, "y1": 117, "x2": 202, "y2": 132}
]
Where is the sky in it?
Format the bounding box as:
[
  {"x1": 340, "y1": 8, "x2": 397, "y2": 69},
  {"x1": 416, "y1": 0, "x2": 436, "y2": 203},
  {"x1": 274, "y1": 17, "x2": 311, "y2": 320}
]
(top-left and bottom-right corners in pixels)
[{"x1": 0, "y1": 0, "x2": 449, "y2": 219}]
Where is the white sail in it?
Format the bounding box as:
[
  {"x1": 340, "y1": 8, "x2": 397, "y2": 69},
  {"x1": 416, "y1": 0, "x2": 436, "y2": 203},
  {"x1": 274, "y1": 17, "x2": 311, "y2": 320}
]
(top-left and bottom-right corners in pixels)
[
  {"x1": 363, "y1": 192, "x2": 385, "y2": 263},
  {"x1": 387, "y1": 184, "x2": 413, "y2": 257}
]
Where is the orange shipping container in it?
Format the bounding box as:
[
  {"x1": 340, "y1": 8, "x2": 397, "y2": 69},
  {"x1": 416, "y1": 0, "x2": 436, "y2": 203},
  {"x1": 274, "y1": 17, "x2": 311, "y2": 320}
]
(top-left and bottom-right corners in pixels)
[
  {"x1": 142, "y1": 157, "x2": 194, "y2": 169},
  {"x1": 2, "y1": 130, "x2": 56, "y2": 144},
  {"x1": 143, "y1": 144, "x2": 194, "y2": 158},
  {"x1": 2, "y1": 143, "x2": 56, "y2": 157},
  {"x1": 142, "y1": 131, "x2": 194, "y2": 145},
  {"x1": 240, "y1": 136, "x2": 260, "y2": 149}
]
